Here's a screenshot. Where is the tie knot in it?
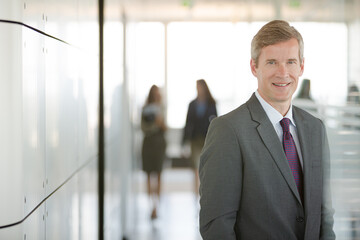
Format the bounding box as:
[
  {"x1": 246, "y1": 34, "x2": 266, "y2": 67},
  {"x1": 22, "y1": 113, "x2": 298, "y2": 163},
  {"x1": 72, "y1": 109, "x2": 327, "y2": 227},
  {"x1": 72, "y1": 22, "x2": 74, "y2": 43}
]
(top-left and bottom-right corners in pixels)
[{"x1": 280, "y1": 118, "x2": 291, "y2": 132}]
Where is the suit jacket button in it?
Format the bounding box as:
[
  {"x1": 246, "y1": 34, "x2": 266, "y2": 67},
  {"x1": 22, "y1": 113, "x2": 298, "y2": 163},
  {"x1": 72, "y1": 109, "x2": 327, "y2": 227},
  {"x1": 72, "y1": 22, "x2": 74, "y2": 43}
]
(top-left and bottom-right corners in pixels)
[{"x1": 296, "y1": 217, "x2": 304, "y2": 223}]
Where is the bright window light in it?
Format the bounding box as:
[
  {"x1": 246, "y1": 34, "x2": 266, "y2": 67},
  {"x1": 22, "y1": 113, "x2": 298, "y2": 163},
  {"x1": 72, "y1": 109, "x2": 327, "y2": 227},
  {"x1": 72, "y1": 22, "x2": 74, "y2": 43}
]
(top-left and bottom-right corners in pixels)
[
  {"x1": 167, "y1": 22, "x2": 246, "y2": 128},
  {"x1": 128, "y1": 22, "x2": 165, "y2": 109},
  {"x1": 130, "y1": 21, "x2": 348, "y2": 129},
  {"x1": 292, "y1": 22, "x2": 347, "y2": 104},
  {"x1": 166, "y1": 22, "x2": 347, "y2": 128}
]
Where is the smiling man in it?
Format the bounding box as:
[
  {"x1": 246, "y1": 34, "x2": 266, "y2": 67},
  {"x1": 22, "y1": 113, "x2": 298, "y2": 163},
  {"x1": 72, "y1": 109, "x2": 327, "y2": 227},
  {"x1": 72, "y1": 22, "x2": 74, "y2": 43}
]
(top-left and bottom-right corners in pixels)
[{"x1": 199, "y1": 20, "x2": 335, "y2": 240}]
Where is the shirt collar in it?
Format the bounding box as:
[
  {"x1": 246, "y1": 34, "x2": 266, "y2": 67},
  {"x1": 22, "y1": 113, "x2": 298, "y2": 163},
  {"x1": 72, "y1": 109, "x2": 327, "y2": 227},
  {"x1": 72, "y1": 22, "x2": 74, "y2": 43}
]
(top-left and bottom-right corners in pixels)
[{"x1": 255, "y1": 90, "x2": 296, "y2": 127}]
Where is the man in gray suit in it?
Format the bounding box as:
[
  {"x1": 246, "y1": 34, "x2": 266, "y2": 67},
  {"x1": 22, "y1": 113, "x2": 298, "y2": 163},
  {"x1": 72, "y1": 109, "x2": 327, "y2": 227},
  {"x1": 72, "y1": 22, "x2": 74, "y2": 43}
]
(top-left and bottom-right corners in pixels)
[{"x1": 199, "y1": 20, "x2": 335, "y2": 239}]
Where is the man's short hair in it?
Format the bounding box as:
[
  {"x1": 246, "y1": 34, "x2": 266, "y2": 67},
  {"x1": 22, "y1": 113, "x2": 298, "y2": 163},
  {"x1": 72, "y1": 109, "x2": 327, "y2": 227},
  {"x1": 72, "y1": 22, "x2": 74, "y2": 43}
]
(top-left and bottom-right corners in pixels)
[{"x1": 251, "y1": 20, "x2": 304, "y2": 67}]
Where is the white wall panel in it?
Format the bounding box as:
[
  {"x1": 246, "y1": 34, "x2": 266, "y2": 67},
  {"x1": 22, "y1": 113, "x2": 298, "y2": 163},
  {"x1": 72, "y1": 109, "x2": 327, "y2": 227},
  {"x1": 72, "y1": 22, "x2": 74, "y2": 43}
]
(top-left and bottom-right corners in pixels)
[
  {"x1": 46, "y1": 175, "x2": 79, "y2": 240},
  {"x1": 0, "y1": 22, "x2": 24, "y2": 236},
  {"x1": 78, "y1": 44, "x2": 99, "y2": 166},
  {"x1": 1, "y1": 0, "x2": 101, "y2": 238},
  {"x1": 44, "y1": 0, "x2": 78, "y2": 42},
  {"x1": 23, "y1": 204, "x2": 46, "y2": 240},
  {"x1": 23, "y1": 0, "x2": 45, "y2": 31},
  {"x1": 45, "y1": 159, "x2": 98, "y2": 240},
  {"x1": 76, "y1": 2, "x2": 99, "y2": 167},
  {"x1": 0, "y1": 0, "x2": 23, "y2": 21},
  {"x1": 22, "y1": 25, "x2": 47, "y2": 240},
  {"x1": 45, "y1": 0, "x2": 98, "y2": 47},
  {"x1": 45, "y1": 37, "x2": 79, "y2": 193},
  {"x1": 77, "y1": 0, "x2": 99, "y2": 51},
  {"x1": 0, "y1": 224, "x2": 23, "y2": 239},
  {"x1": 0, "y1": 0, "x2": 136, "y2": 238},
  {"x1": 22, "y1": 24, "x2": 46, "y2": 213},
  {"x1": 78, "y1": 160, "x2": 98, "y2": 240}
]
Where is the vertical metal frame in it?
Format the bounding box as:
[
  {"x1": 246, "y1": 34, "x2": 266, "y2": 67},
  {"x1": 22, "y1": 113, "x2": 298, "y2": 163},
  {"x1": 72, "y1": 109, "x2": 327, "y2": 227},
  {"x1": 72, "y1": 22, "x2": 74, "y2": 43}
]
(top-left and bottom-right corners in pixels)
[{"x1": 98, "y1": 0, "x2": 105, "y2": 239}]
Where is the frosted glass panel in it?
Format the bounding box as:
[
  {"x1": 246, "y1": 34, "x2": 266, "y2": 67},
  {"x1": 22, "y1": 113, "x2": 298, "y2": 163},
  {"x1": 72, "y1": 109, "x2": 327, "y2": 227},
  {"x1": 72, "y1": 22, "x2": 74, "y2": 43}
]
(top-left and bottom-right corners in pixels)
[{"x1": 0, "y1": 22, "x2": 24, "y2": 229}]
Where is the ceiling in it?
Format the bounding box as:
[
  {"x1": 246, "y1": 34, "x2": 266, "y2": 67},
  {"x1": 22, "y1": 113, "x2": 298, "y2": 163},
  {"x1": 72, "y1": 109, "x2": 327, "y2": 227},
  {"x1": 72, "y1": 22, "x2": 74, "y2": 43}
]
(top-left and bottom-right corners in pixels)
[{"x1": 119, "y1": 0, "x2": 360, "y2": 22}]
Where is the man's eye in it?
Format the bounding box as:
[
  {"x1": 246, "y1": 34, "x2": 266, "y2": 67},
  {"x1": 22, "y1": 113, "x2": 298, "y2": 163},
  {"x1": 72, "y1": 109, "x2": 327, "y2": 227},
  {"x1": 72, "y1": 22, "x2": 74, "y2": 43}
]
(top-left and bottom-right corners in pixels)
[
  {"x1": 288, "y1": 60, "x2": 296, "y2": 64},
  {"x1": 267, "y1": 61, "x2": 276, "y2": 65}
]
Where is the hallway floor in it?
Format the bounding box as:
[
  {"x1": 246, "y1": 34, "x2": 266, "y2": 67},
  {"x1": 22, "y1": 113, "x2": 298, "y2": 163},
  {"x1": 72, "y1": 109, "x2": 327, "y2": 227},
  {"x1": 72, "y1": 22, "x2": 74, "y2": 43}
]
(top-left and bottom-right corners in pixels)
[{"x1": 131, "y1": 168, "x2": 202, "y2": 240}]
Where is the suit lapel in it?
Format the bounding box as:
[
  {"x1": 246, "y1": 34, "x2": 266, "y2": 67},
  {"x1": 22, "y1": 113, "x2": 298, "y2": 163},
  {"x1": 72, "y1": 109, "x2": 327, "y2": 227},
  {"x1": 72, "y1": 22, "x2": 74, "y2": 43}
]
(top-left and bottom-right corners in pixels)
[{"x1": 247, "y1": 94, "x2": 302, "y2": 204}]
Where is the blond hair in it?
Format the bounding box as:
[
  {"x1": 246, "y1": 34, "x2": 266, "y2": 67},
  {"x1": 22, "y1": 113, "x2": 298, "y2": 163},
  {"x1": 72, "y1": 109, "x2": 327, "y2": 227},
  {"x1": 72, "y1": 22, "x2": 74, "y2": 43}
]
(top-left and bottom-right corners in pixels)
[{"x1": 251, "y1": 20, "x2": 304, "y2": 67}]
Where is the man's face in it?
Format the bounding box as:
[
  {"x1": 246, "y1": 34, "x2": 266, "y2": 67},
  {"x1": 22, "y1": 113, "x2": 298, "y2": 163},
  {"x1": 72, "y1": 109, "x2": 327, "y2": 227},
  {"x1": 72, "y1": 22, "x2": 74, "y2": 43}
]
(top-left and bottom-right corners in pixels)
[{"x1": 250, "y1": 38, "x2": 304, "y2": 108}]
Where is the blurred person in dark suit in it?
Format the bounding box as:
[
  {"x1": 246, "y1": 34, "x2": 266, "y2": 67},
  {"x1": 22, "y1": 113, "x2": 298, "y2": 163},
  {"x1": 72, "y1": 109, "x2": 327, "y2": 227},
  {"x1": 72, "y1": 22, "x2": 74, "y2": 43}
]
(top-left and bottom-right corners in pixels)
[
  {"x1": 296, "y1": 78, "x2": 312, "y2": 100},
  {"x1": 183, "y1": 79, "x2": 217, "y2": 195},
  {"x1": 347, "y1": 84, "x2": 360, "y2": 104},
  {"x1": 293, "y1": 79, "x2": 320, "y2": 117}
]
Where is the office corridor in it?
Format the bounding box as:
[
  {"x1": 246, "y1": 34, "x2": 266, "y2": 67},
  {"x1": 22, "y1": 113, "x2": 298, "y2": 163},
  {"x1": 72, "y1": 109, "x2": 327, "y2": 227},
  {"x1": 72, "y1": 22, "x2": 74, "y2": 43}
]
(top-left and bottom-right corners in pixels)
[{"x1": 1, "y1": 0, "x2": 360, "y2": 239}]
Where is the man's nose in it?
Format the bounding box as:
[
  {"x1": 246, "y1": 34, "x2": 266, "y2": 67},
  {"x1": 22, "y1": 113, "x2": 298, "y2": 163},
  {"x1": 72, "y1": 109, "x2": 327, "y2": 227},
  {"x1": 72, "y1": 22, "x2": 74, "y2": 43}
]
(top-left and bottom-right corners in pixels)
[{"x1": 276, "y1": 63, "x2": 289, "y2": 77}]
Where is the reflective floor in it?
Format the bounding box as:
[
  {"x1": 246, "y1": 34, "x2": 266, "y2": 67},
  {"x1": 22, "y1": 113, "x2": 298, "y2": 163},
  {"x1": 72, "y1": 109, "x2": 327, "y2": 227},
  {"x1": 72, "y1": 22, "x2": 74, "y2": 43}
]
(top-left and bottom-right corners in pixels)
[
  {"x1": 131, "y1": 168, "x2": 202, "y2": 240},
  {"x1": 329, "y1": 128, "x2": 360, "y2": 240}
]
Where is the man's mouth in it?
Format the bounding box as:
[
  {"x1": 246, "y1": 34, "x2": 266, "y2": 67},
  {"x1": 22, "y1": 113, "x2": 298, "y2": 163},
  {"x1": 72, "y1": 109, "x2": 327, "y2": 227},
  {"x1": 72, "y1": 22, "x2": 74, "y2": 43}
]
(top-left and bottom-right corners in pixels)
[{"x1": 273, "y1": 83, "x2": 290, "y2": 87}]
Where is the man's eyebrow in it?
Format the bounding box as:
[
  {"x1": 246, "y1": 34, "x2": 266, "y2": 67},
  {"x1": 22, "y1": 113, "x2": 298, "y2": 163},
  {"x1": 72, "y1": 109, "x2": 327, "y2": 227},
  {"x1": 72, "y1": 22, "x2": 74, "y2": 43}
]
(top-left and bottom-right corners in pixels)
[{"x1": 288, "y1": 58, "x2": 298, "y2": 62}]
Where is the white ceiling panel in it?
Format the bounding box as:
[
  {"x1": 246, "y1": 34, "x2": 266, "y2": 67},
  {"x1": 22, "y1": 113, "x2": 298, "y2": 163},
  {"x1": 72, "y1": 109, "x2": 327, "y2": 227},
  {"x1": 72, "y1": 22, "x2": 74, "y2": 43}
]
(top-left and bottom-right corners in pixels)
[{"x1": 117, "y1": 0, "x2": 360, "y2": 22}]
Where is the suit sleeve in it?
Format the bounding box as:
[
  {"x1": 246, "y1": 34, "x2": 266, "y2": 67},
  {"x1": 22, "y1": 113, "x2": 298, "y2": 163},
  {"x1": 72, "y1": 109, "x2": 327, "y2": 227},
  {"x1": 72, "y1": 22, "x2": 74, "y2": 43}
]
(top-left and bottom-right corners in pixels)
[
  {"x1": 320, "y1": 122, "x2": 336, "y2": 240},
  {"x1": 199, "y1": 116, "x2": 242, "y2": 239}
]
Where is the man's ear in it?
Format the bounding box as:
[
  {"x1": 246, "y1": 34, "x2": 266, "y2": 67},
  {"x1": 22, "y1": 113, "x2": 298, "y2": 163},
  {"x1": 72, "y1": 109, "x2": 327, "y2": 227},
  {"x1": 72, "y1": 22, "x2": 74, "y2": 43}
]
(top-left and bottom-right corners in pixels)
[{"x1": 250, "y1": 59, "x2": 257, "y2": 77}]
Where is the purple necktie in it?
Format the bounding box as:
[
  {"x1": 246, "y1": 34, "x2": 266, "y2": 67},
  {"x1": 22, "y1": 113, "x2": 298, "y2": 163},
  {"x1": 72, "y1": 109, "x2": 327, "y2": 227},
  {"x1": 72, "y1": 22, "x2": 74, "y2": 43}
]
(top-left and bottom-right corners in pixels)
[{"x1": 280, "y1": 118, "x2": 303, "y2": 201}]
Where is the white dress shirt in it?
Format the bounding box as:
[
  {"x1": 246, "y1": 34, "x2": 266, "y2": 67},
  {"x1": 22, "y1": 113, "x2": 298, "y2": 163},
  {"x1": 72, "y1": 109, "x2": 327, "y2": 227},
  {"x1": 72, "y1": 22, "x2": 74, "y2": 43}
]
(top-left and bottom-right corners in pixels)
[{"x1": 255, "y1": 91, "x2": 304, "y2": 168}]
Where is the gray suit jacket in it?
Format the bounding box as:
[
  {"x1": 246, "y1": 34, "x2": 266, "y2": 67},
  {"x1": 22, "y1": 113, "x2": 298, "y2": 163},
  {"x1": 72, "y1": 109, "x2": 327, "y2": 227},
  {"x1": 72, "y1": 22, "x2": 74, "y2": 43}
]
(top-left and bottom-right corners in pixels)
[{"x1": 199, "y1": 93, "x2": 335, "y2": 240}]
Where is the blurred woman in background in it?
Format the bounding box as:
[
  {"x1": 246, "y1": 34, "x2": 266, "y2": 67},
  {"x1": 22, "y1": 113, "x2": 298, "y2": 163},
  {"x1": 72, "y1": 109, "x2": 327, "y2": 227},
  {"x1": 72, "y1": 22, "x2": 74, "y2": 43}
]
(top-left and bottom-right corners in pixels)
[
  {"x1": 141, "y1": 85, "x2": 167, "y2": 219},
  {"x1": 183, "y1": 79, "x2": 217, "y2": 195}
]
